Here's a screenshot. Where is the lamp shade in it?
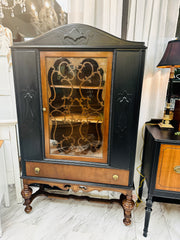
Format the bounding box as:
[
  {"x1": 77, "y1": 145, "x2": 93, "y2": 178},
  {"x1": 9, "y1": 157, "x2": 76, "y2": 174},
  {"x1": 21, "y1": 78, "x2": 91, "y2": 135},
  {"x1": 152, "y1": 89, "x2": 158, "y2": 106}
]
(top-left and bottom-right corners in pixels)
[{"x1": 157, "y1": 39, "x2": 180, "y2": 68}]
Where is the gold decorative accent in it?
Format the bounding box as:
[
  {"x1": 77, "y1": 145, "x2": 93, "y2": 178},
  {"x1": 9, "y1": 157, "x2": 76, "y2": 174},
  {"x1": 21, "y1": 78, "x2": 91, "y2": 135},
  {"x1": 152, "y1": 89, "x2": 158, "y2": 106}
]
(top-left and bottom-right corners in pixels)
[
  {"x1": 34, "y1": 167, "x2": 40, "y2": 175},
  {"x1": 42, "y1": 108, "x2": 46, "y2": 112},
  {"x1": 113, "y1": 175, "x2": 119, "y2": 181},
  {"x1": 158, "y1": 113, "x2": 174, "y2": 129},
  {"x1": 47, "y1": 57, "x2": 107, "y2": 157},
  {"x1": 174, "y1": 166, "x2": 180, "y2": 174}
]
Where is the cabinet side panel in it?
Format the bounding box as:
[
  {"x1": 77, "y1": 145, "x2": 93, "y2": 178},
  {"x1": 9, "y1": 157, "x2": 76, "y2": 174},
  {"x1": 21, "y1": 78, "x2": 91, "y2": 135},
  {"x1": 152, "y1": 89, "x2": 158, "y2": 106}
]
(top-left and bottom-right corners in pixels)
[
  {"x1": 109, "y1": 50, "x2": 145, "y2": 174},
  {"x1": 12, "y1": 49, "x2": 43, "y2": 165},
  {"x1": 142, "y1": 129, "x2": 156, "y2": 187}
]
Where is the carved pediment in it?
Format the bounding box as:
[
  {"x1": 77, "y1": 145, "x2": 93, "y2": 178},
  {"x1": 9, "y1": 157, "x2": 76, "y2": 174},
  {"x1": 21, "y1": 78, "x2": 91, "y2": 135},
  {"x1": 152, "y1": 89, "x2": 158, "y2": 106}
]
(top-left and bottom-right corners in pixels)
[{"x1": 13, "y1": 23, "x2": 145, "y2": 49}]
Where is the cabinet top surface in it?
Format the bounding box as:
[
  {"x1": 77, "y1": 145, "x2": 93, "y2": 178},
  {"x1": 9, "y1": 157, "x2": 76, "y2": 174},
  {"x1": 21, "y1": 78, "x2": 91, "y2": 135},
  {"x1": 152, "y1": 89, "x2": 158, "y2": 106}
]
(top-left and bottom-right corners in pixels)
[
  {"x1": 12, "y1": 23, "x2": 146, "y2": 49},
  {"x1": 146, "y1": 125, "x2": 180, "y2": 144}
]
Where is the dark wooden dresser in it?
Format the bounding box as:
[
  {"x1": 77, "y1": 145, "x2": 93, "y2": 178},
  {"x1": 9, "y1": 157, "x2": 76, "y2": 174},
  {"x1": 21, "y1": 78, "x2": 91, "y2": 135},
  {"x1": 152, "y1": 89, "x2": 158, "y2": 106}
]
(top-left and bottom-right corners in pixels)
[
  {"x1": 139, "y1": 125, "x2": 180, "y2": 237},
  {"x1": 11, "y1": 23, "x2": 146, "y2": 225}
]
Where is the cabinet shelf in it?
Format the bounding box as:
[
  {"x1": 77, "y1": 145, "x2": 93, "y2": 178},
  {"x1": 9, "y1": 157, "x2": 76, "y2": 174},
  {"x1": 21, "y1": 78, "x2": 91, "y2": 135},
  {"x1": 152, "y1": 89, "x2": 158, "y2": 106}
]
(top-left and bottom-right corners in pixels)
[
  {"x1": 50, "y1": 85, "x2": 104, "y2": 90},
  {"x1": 50, "y1": 114, "x2": 103, "y2": 123}
]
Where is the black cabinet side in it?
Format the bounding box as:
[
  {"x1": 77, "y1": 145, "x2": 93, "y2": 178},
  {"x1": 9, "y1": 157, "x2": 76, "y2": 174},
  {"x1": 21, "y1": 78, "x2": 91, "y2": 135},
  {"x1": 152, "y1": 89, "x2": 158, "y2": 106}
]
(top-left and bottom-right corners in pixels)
[
  {"x1": 109, "y1": 50, "x2": 145, "y2": 185},
  {"x1": 12, "y1": 49, "x2": 43, "y2": 176}
]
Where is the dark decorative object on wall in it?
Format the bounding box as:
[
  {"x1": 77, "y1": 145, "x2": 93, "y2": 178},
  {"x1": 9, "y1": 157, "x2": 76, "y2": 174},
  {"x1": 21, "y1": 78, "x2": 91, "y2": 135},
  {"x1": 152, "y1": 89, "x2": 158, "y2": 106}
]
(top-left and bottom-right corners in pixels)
[{"x1": 11, "y1": 23, "x2": 146, "y2": 226}]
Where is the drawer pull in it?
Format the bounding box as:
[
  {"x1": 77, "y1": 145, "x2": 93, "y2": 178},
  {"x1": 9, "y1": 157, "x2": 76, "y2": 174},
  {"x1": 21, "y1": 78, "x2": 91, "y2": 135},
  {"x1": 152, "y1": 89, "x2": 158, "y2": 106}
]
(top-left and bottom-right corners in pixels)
[
  {"x1": 34, "y1": 167, "x2": 40, "y2": 175},
  {"x1": 113, "y1": 175, "x2": 119, "y2": 181},
  {"x1": 42, "y1": 108, "x2": 46, "y2": 112},
  {"x1": 174, "y1": 166, "x2": 180, "y2": 174}
]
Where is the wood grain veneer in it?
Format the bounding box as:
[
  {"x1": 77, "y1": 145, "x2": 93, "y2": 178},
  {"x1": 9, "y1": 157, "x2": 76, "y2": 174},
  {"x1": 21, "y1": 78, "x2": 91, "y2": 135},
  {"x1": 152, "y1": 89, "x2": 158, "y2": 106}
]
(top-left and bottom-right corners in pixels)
[
  {"x1": 156, "y1": 144, "x2": 180, "y2": 191},
  {"x1": 26, "y1": 162, "x2": 129, "y2": 186}
]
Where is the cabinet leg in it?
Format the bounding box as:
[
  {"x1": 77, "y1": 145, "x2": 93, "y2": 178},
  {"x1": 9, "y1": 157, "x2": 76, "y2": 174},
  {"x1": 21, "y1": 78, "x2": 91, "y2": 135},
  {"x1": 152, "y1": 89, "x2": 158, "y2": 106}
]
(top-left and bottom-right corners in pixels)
[
  {"x1": 121, "y1": 193, "x2": 135, "y2": 226},
  {"x1": 143, "y1": 197, "x2": 152, "y2": 237},
  {"x1": 21, "y1": 184, "x2": 32, "y2": 213}
]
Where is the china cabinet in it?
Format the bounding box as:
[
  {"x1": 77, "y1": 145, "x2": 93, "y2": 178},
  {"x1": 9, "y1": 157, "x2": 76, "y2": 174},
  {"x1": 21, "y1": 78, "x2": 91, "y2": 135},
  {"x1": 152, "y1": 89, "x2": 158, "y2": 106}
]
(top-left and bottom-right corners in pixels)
[{"x1": 12, "y1": 24, "x2": 146, "y2": 225}]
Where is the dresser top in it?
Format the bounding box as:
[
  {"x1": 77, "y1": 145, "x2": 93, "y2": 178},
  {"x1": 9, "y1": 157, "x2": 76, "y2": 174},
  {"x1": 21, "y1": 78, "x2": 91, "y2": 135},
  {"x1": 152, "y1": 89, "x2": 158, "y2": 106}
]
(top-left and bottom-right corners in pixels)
[{"x1": 146, "y1": 125, "x2": 180, "y2": 144}]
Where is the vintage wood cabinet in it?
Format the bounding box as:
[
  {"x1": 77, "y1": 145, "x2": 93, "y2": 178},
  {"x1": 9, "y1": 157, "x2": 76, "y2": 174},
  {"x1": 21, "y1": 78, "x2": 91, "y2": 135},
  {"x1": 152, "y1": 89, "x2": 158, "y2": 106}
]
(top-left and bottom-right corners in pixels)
[{"x1": 11, "y1": 24, "x2": 146, "y2": 225}]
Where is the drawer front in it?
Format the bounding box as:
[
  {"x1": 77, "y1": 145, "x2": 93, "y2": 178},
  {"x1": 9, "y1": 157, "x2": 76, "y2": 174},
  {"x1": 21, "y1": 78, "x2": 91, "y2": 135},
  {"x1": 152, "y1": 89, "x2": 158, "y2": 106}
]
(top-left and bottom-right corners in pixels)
[
  {"x1": 156, "y1": 144, "x2": 180, "y2": 191},
  {"x1": 26, "y1": 162, "x2": 129, "y2": 186}
]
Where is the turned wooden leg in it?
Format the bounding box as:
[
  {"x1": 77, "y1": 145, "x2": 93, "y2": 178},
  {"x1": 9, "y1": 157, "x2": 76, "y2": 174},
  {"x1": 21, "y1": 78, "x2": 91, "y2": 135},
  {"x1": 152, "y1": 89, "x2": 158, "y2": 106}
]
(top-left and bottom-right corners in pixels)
[
  {"x1": 121, "y1": 193, "x2": 135, "y2": 226},
  {"x1": 143, "y1": 197, "x2": 153, "y2": 237},
  {"x1": 21, "y1": 184, "x2": 33, "y2": 213}
]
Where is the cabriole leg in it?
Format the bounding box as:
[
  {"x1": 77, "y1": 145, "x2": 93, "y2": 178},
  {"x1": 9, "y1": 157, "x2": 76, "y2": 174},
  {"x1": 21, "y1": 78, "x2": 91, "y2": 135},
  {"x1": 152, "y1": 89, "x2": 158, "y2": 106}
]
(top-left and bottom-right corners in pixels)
[
  {"x1": 21, "y1": 184, "x2": 32, "y2": 213},
  {"x1": 121, "y1": 193, "x2": 135, "y2": 226}
]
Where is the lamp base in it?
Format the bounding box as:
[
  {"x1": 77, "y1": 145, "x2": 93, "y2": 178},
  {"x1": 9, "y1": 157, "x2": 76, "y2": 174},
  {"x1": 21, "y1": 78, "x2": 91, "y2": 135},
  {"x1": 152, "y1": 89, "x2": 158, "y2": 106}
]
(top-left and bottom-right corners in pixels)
[{"x1": 158, "y1": 122, "x2": 174, "y2": 129}]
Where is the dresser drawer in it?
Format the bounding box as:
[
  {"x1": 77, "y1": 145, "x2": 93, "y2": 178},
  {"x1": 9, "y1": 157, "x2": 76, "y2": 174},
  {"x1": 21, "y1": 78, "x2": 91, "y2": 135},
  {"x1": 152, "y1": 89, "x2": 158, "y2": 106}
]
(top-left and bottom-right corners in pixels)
[
  {"x1": 156, "y1": 144, "x2": 180, "y2": 191},
  {"x1": 26, "y1": 162, "x2": 129, "y2": 186}
]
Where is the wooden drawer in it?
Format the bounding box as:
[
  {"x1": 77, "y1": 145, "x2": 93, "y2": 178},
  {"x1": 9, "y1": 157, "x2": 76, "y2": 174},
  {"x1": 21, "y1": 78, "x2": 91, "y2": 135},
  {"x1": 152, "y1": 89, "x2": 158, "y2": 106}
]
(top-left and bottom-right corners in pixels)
[
  {"x1": 156, "y1": 144, "x2": 180, "y2": 191},
  {"x1": 26, "y1": 162, "x2": 129, "y2": 186}
]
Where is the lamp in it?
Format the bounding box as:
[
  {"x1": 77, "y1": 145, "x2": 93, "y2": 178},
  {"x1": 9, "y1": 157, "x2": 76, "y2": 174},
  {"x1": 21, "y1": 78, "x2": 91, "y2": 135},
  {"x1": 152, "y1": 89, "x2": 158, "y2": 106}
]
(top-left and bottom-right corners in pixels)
[{"x1": 157, "y1": 39, "x2": 180, "y2": 128}]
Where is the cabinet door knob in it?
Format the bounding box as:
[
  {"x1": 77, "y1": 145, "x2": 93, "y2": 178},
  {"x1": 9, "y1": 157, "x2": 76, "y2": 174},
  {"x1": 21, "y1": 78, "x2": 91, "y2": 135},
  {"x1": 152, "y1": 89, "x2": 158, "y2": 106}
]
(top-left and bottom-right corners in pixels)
[
  {"x1": 35, "y1": 167, "x2": 40, "y2": 175},
  {"x1": 174, "y1": 166, "x2": 180, "y2": 174},
  {"x1": 113, "y1": 175, "x2": 119, "y2": 181},
  {"x1": 42, "y1": 107, "x2": 46, "y2": 112}
]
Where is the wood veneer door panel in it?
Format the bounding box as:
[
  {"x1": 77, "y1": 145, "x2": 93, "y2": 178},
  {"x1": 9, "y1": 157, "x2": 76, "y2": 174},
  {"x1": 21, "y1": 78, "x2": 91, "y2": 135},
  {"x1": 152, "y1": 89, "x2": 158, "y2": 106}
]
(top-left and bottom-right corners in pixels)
[
  {"x1": 26, "y1": 162, "x2": 129, "y2": 186},
  {"x1": 156, "y1": 144, "x2": 180, "y2": 191},
  {"x1": 40, "y1": 51, "x2": 113, "y2": 164}
]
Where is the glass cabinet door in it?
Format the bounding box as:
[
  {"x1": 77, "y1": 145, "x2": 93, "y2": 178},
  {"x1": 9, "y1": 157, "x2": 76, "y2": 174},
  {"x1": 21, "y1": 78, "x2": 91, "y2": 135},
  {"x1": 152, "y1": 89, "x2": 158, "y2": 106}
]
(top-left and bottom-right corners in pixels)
[{"x1": 40, "y1": 52, "x2": 113, "y2": 163}]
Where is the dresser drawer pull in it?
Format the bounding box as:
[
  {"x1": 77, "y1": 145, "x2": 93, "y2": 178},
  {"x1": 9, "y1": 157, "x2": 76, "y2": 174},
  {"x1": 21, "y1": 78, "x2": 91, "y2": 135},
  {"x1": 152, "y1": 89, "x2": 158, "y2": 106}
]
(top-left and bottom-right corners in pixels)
[
  {"x1": 174, "y1": 166, "x2": 180, "y2": 174},
  {"x1": 113, "y1": 175, "x2": 119, "y2": 181},
  {"x1": 34, "y1": 167, "x2": 40, "y2": 175}
]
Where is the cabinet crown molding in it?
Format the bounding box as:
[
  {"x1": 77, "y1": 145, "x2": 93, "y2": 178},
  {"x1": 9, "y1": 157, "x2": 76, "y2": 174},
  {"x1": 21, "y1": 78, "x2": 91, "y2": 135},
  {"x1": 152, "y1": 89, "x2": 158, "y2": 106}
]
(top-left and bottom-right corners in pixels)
[{"x1": 12, "y1": 23, "x2": 146, "y2": 49}]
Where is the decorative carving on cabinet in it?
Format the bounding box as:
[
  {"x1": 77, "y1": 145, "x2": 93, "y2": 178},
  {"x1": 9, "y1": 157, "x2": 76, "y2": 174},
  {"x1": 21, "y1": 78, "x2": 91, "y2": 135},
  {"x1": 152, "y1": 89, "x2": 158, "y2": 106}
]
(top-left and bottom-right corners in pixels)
[
  {"x1": 22, "y1": 88, "x2": 36, "y2": 121},
  {"x1": 116, "y1": 90, "x2": 132, "y2": 134},
  {"x1": 63, "y1": 28, "x2": 94, "y2": 45}
]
